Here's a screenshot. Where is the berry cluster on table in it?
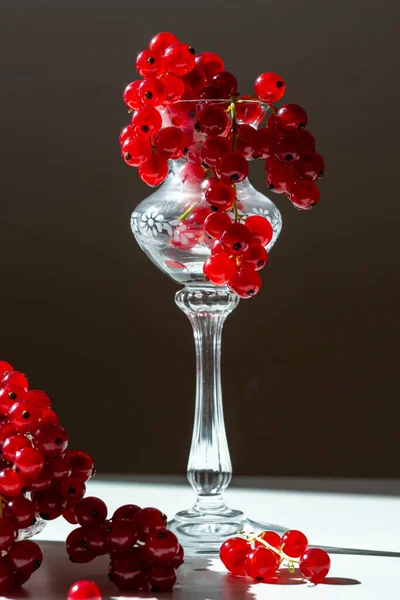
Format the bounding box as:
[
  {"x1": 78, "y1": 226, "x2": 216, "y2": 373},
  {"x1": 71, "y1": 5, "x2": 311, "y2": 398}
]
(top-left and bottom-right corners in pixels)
[{"x1": 120, "y1": 32, "x2": 325, "y2": 299}]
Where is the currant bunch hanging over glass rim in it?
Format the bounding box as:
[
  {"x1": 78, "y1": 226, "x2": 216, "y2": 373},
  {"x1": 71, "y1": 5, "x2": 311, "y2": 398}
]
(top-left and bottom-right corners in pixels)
[{"x1": 120, "y1": 32, "x2": 325, "y2": 299}]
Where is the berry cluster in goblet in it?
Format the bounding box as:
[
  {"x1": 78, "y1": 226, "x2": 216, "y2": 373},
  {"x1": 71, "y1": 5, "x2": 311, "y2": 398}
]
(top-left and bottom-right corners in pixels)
[{"x1": 120, "y1": 31, "x2": 324, "y2": 299}]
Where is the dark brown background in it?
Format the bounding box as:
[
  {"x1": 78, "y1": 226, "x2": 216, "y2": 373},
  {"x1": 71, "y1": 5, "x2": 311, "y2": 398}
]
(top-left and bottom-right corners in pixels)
[{"x1": 1, "y1": 0, "x2": 399, "y2": 478}]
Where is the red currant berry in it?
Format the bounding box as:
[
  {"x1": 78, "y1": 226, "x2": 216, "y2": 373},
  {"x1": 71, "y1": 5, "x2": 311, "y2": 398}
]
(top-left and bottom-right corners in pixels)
[
  {"x1": 1, "y1": 371, "x2": 28, "y2": 391},
  {"x1": 121, "y1": 136, "x2": 152, "y2": 167},
  {"x1": 229, "y1": 267, "x2": 262, "y2": 299},
  {"x1": 295, "y1": 152, "x2": 325, "y2": 181},
  {"x1": 253, "y1": 127, "x2": 278, "y2": 159},
  {"x1": 0, "y1": 558, "x2": 12, "y2": 593},
  {"x1": 66, "y1": 450, "x2": 94, "y2": 482},
  {"x1": 67, "y1": 580, "x2": 102, "y2": 600},
  {"x1": 216, "y1": 152, "x2": 249, "y2": 184},
  {"x1": 84, "y1": 523, "x2": 109, "y2": 556},
  {"x1": 195, "y1": 52, "x2": 224, "y2": 81},
  {"x1": 211, "y1": 240, "x2": 225, "y2": 254},
  {"x1": 6, "y1": 496, "x2": 36, "y2": 529},
  {"x1": 33, "y1": 486, "x2": 66, "y2": 520},
  {"x1": 299, "y1": 548, "x2": 330, "y2": 584},
  {"x1": 154, "y1": 126, "x2": 189, "y2": 160},
  {"x1": 204, "y1": 212, "x2": 232, "y2": 240},
  {"x1": 203, "y1": 253, "x2": 236, "y2": 286},
  {"x1": 66, "y1": 528, "x2": 96, "y2": 564},
  {"x1": 112, "y1": 504, "x2": 141, "y2": 522},
  {"x1": 25, "y1": 390, "x2": 51, "y2": 410},
  {"x1": 0, "y1": 518, "x2": 16, "y2": 552},
  {"x1": 132, "y1": 507, "x2": 167, "y2": 542},
  {"x1": 131, "y1": 106, "x2": 162, "y2": 137},
  {"x1": 205, "y1": 180, "x2": 235, "y2": 211},
  {"x1": 28, "y1": 464, "x2": 52, "y2": 492},
  {"x1": 138, "y1": 78, "x2": 166, "y2": 106},
  {"x1": 63, "y1": 507, "x2": 78, "y2": 524},
  {"x1": 221, "y1": 222, "x2": 251, "y2": 255},
  {"x1": 265, "y1": 157, "x2": 295, "y2": 194},
  {"x1": 40, "y1": 408, "x2": 59, "y2": 424},
  {"x1": 145, "y1": 529, "x2": 179, "y2": 563},
  {"x1": 199, "y1": 84, "x2": 230, "y2": 100},
  {"x1": 196, "y1": 105, "x2": 230, "y2": 138},
  {"x1": 138, "y1": 155, "x2": 168, "y2": 187},
  {"x1": 254, "y1": 73, "x2": 285, "y2": 103},
  {"x1": 14, "y1": 447, "x2": 44, "y2": 479},
  {"x1": 200, "y1": 137, "x2": 230, "y2": 168},
  {"x1": 181, "y1": 162, "x2": 205, "y2": 187},
  {"x1": 9, "y1": 400, "x2": 42, "y2": 433},
  {"x1": 245, "y1": 215, "x2": 273, "y2": 246},
  {"x1": 109, "y1": 555, "x2": 146, "y2": 590},
  {"x1": 0, "y1": 420, "x2": 16, "y2": 445},
  {"x1": 75, "y1": 497, "x2": 108, "y2": 527},
  {"x1": 274, "y1": 133, "x2": 307, "y2": 164},
  {"x1": 182, "y1": 65, "x2": 207, "y2": 95},
  {"x1": 255, "y1": 530, "x2": 282, "y2": 550},
  {"x1": 159, "y1": 73, "x2": 184, "y2": 104},
  {"x1": 220, "y1": 537, "x2": 250, "y2": 575},
  {"x1": 228, "y1": 124, "x2": 256, "y2": 160},
  {"x1": 9, "y1": 540, "x2": 43, "y2": 573},
  {"x1": 287, "y1": 180, "x2": 320, "y2": 210},
  {"x1": 50, "y1": 456, "x2": 71, "y2": 481},
  {"x1": 241, "y1": 243, "x2": 268, "y2": 271},
  {"x1": 211, "y1": 71, "x2": 238, "y2": 95},
  {"x1": 135, "y1": 49, "x2": 164, "y2": 77},
  {"x1": 149, "y1": 31, "x2": 179, "y2": 54},
  {"x1": 297, "y1": 129, "x2": 316, "y2": 152},
  {"x1": 167, "y1": 100, "x2": 197, "y2": 129},
  {"x1": 2, "y1": 433, "x2": 31, "y2": 461},
  {"x1": 107, "y1": 519, "x2": 137, "y2": 552},
  {"x1": 0, "y1": 361, "x2": 13, "y2": 377},
  {"x1": 33, "y1": 422, "x2": 68, "y2": 457},
  {"x1": 0, "y1": 385, "x2": 27, "y2": 415},
  {"x1": 122, "y1": 81, "x2": 142, "y2": 110},
  {"x1": 163, "y1": 42, "x2": 195, "y2": 76},
  {"x1": 59, "y1": 476, "x2": 86, "y2": 504},
  {"x1": 276, "y1": 104, "x2": 308, "y2": 131},
  {"x1": 236, "y1": 97, "x2": 264, "y2": 125},
  {"x1": 169, "y1": 543, "x2": 184, "y2": 568},
  {"x1": 281, "y1": 530, "x2": 308, "y2": 558},
  {"x1": 148, "y1": 564, "x2": 177, "y2": 592},
  {"x1": 245, "y1": 547, "x2": 278, "y2": 581}
]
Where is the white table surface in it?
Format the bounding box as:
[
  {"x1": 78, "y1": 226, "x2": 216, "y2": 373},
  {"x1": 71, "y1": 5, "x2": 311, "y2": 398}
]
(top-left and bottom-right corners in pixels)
[{"x1": 5, "y1": 475, "x2": 399, "y2": 599}]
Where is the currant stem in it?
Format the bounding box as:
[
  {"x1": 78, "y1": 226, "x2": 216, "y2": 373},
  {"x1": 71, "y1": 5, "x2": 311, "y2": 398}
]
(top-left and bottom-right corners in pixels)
[
  {"x1": 0, "y1": 494, "x2": 5, "y2": 518},
  {"x1": 232, "y1": 184, "x2": 239, "y2": 223},
  {"x1": 178, "y1": 202, "x2": 198, "y2": 221},
  {"x1": 240, "y1": 531, "x2": 301, "y2": 565}
]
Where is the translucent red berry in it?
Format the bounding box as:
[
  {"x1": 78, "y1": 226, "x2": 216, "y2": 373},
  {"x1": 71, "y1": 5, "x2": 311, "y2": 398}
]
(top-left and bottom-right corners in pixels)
[
  {"x1": 254, "y1": 72, "x2": 285, "y2": 103},
  {"x1": 33, "y1": 486, "x2": 66, "y2": 520},
  {"x1": 8, "y1": 540, "x2": 43, "y2": 573},
  {"x1": 200, "y1": 137, "x2": 230, "y2": 168},
  {"x1": 149, "y1": 32, "x2": 179, "y2": 54},
  {"x1": 1, "y1": 371, "x2": 29, "y2": 391},
  {"x1": 159, "y1": 73, "x2": 185, "y2": 104},
  {"x1": 0, "y1": 361, "x2": 13, "y2": 377},
  {"x1": 145, "y1": 529, "x2": 179, "y2": 563},
  {"x1": 133, "y1": 507, "x2": 167, "y2": 542},
  {"x1": 245, "y1": 215, "x2": 273, "y2": 246},
  {"x1": 109, "y1": 554, "x2": 146, "y2": 590},
  {"x1": 241, "y1": 243, "x2": 268, "y2": 271},
  {"x1": 211, "y1": 71, "x2": 238, "y2": 95},
  {"x1": 274, "y1": 134, "x2": 306, "y2": 164},
  {"x1": 216, "y1": 152, "x2": 249, "y2": 184},
  {"x1": 135, "y1": 49, "x2": 164, "y2": 77},
  {"x1": 287, "y1": 180, "x2": 320, "y2": 210},
  {"x1": 154, "y1": 126, "x2": 189, "y2": 160},
  {"x1": 6, "y1": 496, "x2": 36, "y2": 529},
  {"x1": 59, "y1": 476, "x2": 86, "y2": 504},
  {"x1": 14, "y1": 447, "x2": 44, "y2": 479},
  {"x1": 205, "y1": 180, "x2": 235, "y2": 211},
  {"x1": 220, "y1": 537, "x2": 250, "y2": 575},
  {"x1": 204, "y1": 212, "x2": 232, "y2": 240},
  {"x1": 40, "y1": 407, "x2": 59, "y2": 424},
  {"x1": 276, "y1": 104, "x2": 308, "y2": 131},
  {"x1": 195, "y1": 52, "x2": 224, "y2": 81},
  {"x1": 254, "y1": 530, "x2": 282, "y2": 550},
  {"x1": 85, "y1": 523, "x2": 109, "y2": 556},
  {"x1": 281, "y1": 530, "x2": 308, "y2": 558},
  {"x1": 162, "y1": 42, "x2": 195, "y2": 76},
  {"x1": 107, "y1": 518, "x2": 137, "y2": 552},
  {"x1": 182, "y1": 65, "x2": 207, "y2": 95},
  {"x1": 169, "y1": 543, "x2": 184, "y2": 568},
  {"x1": 196, "y1": 105, "x2": 230, "y2": 138},
  {"x1": 138, "y1": 155, "x2": 169, "y2": 187},
  {"x1": 112, "y1": 504, "x2": 141, "y2": 522},
  {"x1": 295, "y1": 153, "x2": 325, "y2": 181},
  {"x1": 66, "y1": 450, "x2": 95, "y2": 482},
  {"x1": 66, "y1": 528, "x2": 96, "y2": 564},
  {"x1": 67, "y1": 580, "x2": 102, "y2": 600},
  {"x1": 297, "y1": 129, "x2": 316, "y2": 152},
  {"x1": 228, "y1": 124, "x2": 256, "y2": 159},
  {"x1": 121, "y1": 136, "x2": 152, "y2": 167},
  {"x1": 221, "y1": 222, "x2": 251, "y2": 255},
  {"x1": 0, "y1": 518, "x2": 16, "y2": 553},
  {"x1": 2, "y1": 433, "x2": 31, "y2": 461},
  {"x1": 138, "y1": 78, "x2": 166, "y2": 106},
  {"x1": 148, "y1": 564, "x2": 177, "y2": 591},
  {"x1": 122, "y1": 81, "x2": 142, "y2": 110},
  {"x1": 0, "y1": 385, "x2": 27, "y2": 415},
  {"x1": 9, "y1": 400, "x2": 42, "y2": 433},
  {"x1": 26, "y1": 389, "x2": 51, "y2": 409},
  {"x1": 28, "y1": 464, "x2": 52, "y2": 492},
  {"x1": 181, "y1": 162, "x2": 205, "y2": 187},
  {"x1": 75, "y1": 496, "x2": 108, "y2": 527},
  {"x1": 245, "y1": 547, "x2": 279, "y2": 581},
  {"x1": 33, "y1": 422, "x2": 68, "y2": 457},
  {"x1": 131, "y1": 106, "x2": 162, "y2": 137},
  {"x1": 203, "y1": 252, "x2": 236, "y2": 286},
  {"x1": 265, "y1": 157, "x2": 295, "y2": 194},
  {"x1": 236, "y1": 97, "x2": 264, "y2": 125},
  {"x1": 229, "y1": 268, "x2": 262, "y2": 298},
  {"x1": 299, "y1": 548, "x2": 330, "y2": 584}
]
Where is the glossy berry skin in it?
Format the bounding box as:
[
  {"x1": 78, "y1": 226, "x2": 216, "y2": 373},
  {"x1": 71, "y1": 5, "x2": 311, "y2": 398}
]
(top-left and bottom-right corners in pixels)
[
  {"x1": 109, "y1": 555, "x2": 146, "y2": 590},
  {"x1": 254, "y1": 72, "x2": 285, "y2": 103},
  {"x1": 33, "y1": 422, "x2": 68, "y2": 457},
  {"x1": 0, "y1": 361, "x2": 13, "y2": 377},
  {"x1": 205, "y1": 180, "x2": 235, "y2": 211},
  {"x1": 220, "y1": 537, "x2": 250, "y2": 575},
  {"x1": 133, "y1": 507, "x2": 167, "y2": 542},
  {"x1": 138, "y1": 155, "x2": 169, "y2": 187},
  {"x1": 211, "y1": 71, "x2": 238, "y2": 95},
  {"x1": 26, "y1": 389, "x2": 51, "y2": 409},
  {"x1": 245, "y1": 547, "x2": 278, "y2": 581},
  {"x1": 169, "y1": 543, "x2": 184, "y2": 568},
  {"x1": 112, "y1": 504, "x2": 141, "y2": 522},
  {"x1": 66, "y1": 528, "x2": 96, "y2": 564},
  {"x1": 265, "y1": 158, "x2": 295, "y2": 194},
  {"x1": 50, "y1": 456, "x2": 72, "y2": 482},
  {"x1": 154, "y1": 126, "x2": 188, "y2": 160},
  {"x1": 2, "y1": 433, "x2": 31, "y2": 462},
  {"x1": 159, "y1": 73, "x2": 184, "y2": 104},
  {"x1": 0, "y1": 467, "x2": 26, "y2": 496},
  {"x1": 299, "y1": 548, "x2": 330, "y2": 584},
  {"x1": 203, "y1": 253, "x2": 236, "y2": 286},
  {"x1": 281, "y1": 530, "x2": 308, "y2": 558},
  {"x1": 0, "y1": 555, "x2": 13, "y2": 592},
  {"x1": 255, "y1": 530, "x2": 282, "y2": 550},
  {"x1": 121, "y1": 136, "x2": 152, "y2": 167},
  {"x1": 228, "y1": 124, "x2": 256, "y2": 160},
  {"x1": 163, "y1": 42, "x2": 195, "y2": 76},
  {"x1": 195, "y1": 51, "x2": 224, "y2": 81},
  {"x1": 254, "y1": 128, "x2": 277, "y2": 159},
  {"x1": 200, "y1": 137, "x2": 230, "y2": 168},
  {"x1": 229, "y1": 268, "x2": 262, "y2": 299},
  {"x1": 295, "y1": 153, "x2": 325, "y2": 181},
  {"x1": 138, "y1": 78, "x2": 166, "y2": 106},
  {"x1": 67, "y1": 580, "x2": 102, "y2": 600},
  {"x1": 221, "y1": 222, "x2": 251, "y2": 255},
  {"x1": 287, "y1": 180, "x2": 320, "y2": 210},
  {"x1": 28, "y1": 464, "x2": 52, "y2": 492},
  {"x1": 14, "y1": 447, "x2": 44, "y2": 479},
  {"x1": 241, "y1": 243, "x2": 268, "y2": 271},
  {"x1": 33, "y1": 486, "x2": 66, "y2": 520},
  {"x1": 6, "y1": 496, "x2": 36, "y2": 529},
  {"x1": 122, "y1": 81, "x2": 142, "y2": 110},
  {"x1": 145, "y1": 529, "x2": 179, "y2": 563},
  {"x1": 182, "y1": 65, "x2": 208, "y2": 95},
  {"x1": 245, "y1": 215, "x2": 273, "y2": 246},
  {"x1": 276, "y1": 104, "x2": 308, "y2": 131},
  {"x1": 9, "y1": 400, "x2": 42, "y2": 433},
  {"x1": 135, "y1": 49, "x2": 164, "y2": 77},
  {"x1": 85, "y1": 524, "x2": 109, "y2": 556},
  {"x1": 59, "y1": 476, "x2": 86, "y2": 504},
  {"x1": 196, "y1": 105, "x2": 230, "y2": 138},
  {"x1": 9, "y1": 540, "x2": 43, "y2": 573},
  {"x1": 66, "y1": 450, "x2": 94, "y2": 482},
  {"x1": 236, "y1": 97, "x2": 264, "y2": 125},
  {"x1": 0, "y1": 518, "x2": 16, "y2": 552},
  {"x1": 1, "y1": 371, "x2": 29, "y2": 392},
  {"x1": 107, "y1": 519, "x2": 137, "y2": 552},
  {"x1": 131, "y1": 106, "x2": 162, "y2": 137},
  {"x1": 274, "y1": 134, "x2": 306, "y2": 164},
  {"x1": 0, "y1": 420, "x2": 16, "y2": 446},
  {"x1": 75, "y1": 496, "x2": 108, "y2": 527},
  {"x1": 297, "y1": 129, "x2": 316, "y2": 152},
  {"x1": 63, "y1": 507, "x2": 78, "y2": 524},
  {"x1": 216, "y1": 152, "x2": 249, "y2": 184},
  {"x1": 148, "y1": 564, "x2": 177, "y2": 591},
  {"x1": 40, "y1": 408, "x2": 59, "y2": 424},
  {"x1": 204, "y1": 212, "x2": 232, "y2": 240},
  {"x1": 149, "y1": 32, "x2": 179, "y2": 54},
  {"x1": 0, "y1": 385, "x2": 27, "y2": 415}
]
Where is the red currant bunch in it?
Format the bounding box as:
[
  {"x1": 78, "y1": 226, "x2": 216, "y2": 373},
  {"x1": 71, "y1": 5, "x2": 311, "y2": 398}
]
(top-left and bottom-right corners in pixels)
[{"x1": 220, "y1": 529, "x2": 331, "y2": 584}]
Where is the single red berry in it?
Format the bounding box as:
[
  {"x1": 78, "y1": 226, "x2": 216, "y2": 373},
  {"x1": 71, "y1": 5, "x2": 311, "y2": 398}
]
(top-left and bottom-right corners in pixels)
[
  {"x1": 255, "y1": 530, "x2": 282, "y2": 550},
  {"x1": 145, "y1": 529, "x2": 179, "y2": 563},
  {"x1": 203, "y1": 253, "x2": 236, "y2": 286},
  {"x1": 138, "y1": 78, "x2": 167, "y2": 106},
  {"x1": 0, "y1": 361, "x2": 13, "y2": 377},
  {"x1": 196, "y1": 104, "x2": 230, "y2": 138},
  {"x1": 40, "y1": 408, "x2": 59, "y2": 424},
  {"x1": 265, "y1": 157, "x2": 295, "y2": 194},
  {"x1": 195, "y1": 52, "x2": 225, "y2": 81},
  {"x1": 245, "y1": 215, "x2": 273, "y2": 246},
  {"x1": 50, "y1": 456, "x2": 71, "y2": 481},
  {"x1": 295, "y1": 152, "x2": 325, "y2": 181},
  {"x1": 0, "y1": 556, "x2": 12, "y2": 593},
  {"x1": 228, "y1": 124, "x2": 256, "y2": 160},
  {"x1": 205, "y1": 180, "x2": 235, "y2": 211},
  {"x1": 241, "y1": 243, "x2": 268, "y2": 271},
  {"x1": 254, "y1": 73, "x2": 285, "y2": 103},
  {"x1": 112, "y1": 504, "x2": 141, "y2": 522},
  {"x1": 14, "y1": 447, "x2": 44, "y2": 479},
  {"x1": 67, "y1": 580, "x2": 102, "y2": 600},
  {"x1": 216, "y1": 152, "x2": 249, "y2": 184},
  {"x1": 204, "y1": 212, "x2": 232, "y2": 240},
  {"x1": 199, "y1": 84, "x2": 230, "y2": 100},
  {"x1": 276, "y1": 104, "x2": 308, "y2": 131},
  {"x1": 236, "y1": 97, "x2": 264, "y2": 125},
  {"x1": 33, "y1": 486, "x2": 66, "y2": 520},
  {"x1": 211, "y1": 240, "x2": 225, "y2": 254},
  {"x1": 221, "y1": 222, "x2": 251, "y2": 255},
  {"x1": 75, "y1": 496, "x2": 108, "y2": 528},
  {"x1": 6, "y1": 496, "x2": 36, "y2": 529},
  {"x1": 59, "y1": 476, "x2": 86, "y2": 504},
  {"x1": 121, "y1": 136, "x2": 152, "y2": 167},
  {"x1": 0, "y1": 420, "x2": 16, "y2": 446},
  {"x1": 66, "y1": 450, "x2": 94, "y2": 482},
  {"x1": 229, "y1": 267, "x2": 262, "y2": 299},
  {"x1": 132, "y1": 507, "x2": 167, "y2": 542},
  {"x1": 159, "y1": 73, "x2": 185, "y2": 104},
  {"x1": 245, "y1": 547, "x2": 279, "y2": 581},
  {"x1": 9, "y1": 400, "x2": 42, "y2": 433},
  {"x1": 0, "y1": 385, "x2": 27, "y2": 415},
  {"x1": 287, "y1": 180, "x2": 320, "y2": 210},
  {"x1": 182, "y1": 65, "x2": 207, "y2": 95},
  {"x1": 0, "y1": 518, "x2": 16, "y2": 552},
  {"x1": 66, "y1": 528, "x2": 96, "y2": 564},
  {"x1": 138, "y1": 155, "x2": 169, "y2": 187},
  {"x1": 169, "y1": 543, "x2": 184, "y2": 568},
  {"x1": 122, "y1": 81, "x2": 142, "y2": 110},
  {"x1": 274, "y1": 134, "x2": 307, "y2": 164},
  {"x1": 135, "y1": 49, "x2": 164, "y2": 77},
  {"x1": 9, "y1": 540, "x2": 43, "y2": 574},
  {"x1": 297, "y1": 129, "x2": 316, "y2": 152},
  {"x1": 180, "y1": 162, "x2": 205, "y2": 187},
  {"x1": 281, "y1": 530, "x2": 308, "y2": 558},
  {"x1": 28, "y1": 464, "x2": 52, "y2": 492},
  {"x1": 63, "y1": 507, "x2": 78, "y2": 524},
  {"x1": 220, "y1": 537, "x2": 250, "y2": 575},
  {"x1": 1, "y1": 371, "x2": 28, "y2": 392},
  {"x1": 154, "y1": 126, "x2": 189, "y2": 160},
  {"x1": 107, "y1": 519, "x2": 137, "y2": 552},
  {"x1": 200, "y1": 137, "x2": 230, "y2": 168},
  {"x1": 167, "y1": 100, "x2": 197, "y2": 129},
  {"x1": 33, "y1": 422, "x2": 68, "y2": 457},
  {"x1": 2, "y1": 433, "x2": 31, "y2": 462},
  {"x1": 211, "y1": 71, "x2": 238, "y2": 95},
  {"x1": 84, "y1": 523, "x2": 109, "y2": 556},
  {"x1": 109, "y1": 555, "x2": 146, "y2": 590},
  {"x1": 26, "y1": 390, "x2": 51, "y2": 409},
  {"x1": 148, "y1": 564, "x2": 177, "y2": 592},
  {"x1": 131, "y1": 106, "x2": 162, "y2": 137},
  {"x1": 162, "y1": 42, "x2": 195, "y2": 76},
  {"x1": 149, "y1": 31, "x2": 179, "y2": 54},
  {"x1": 299, "y1": 548, "x2": 331, "y2": 584}
]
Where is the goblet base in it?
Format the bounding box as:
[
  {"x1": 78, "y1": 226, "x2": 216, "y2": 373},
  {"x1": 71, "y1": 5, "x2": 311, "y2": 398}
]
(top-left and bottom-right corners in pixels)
[{"x1": 168, "y1": 503, "x2": 288, "y2": 557}]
